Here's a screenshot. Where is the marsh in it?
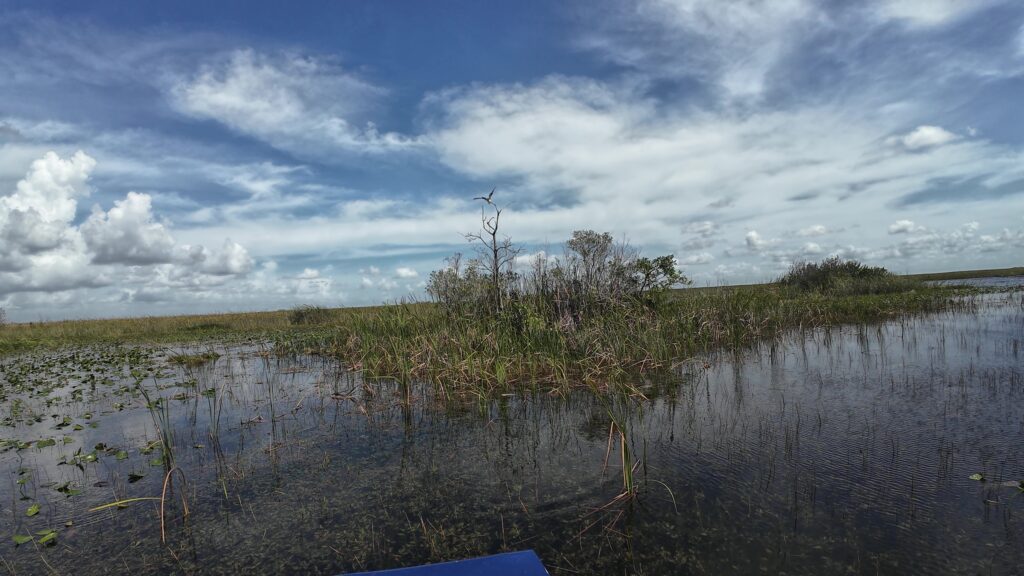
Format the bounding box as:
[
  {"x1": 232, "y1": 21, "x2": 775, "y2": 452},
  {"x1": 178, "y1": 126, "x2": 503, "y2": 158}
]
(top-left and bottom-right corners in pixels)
[{"x1": 1, "y1": 287, "x2": 1021, "y2": 574}]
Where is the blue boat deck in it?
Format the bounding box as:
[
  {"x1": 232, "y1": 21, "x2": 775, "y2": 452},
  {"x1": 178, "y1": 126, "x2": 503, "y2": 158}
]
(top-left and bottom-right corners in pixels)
[{"x1": 345, "y1": 551, "x2": 549, "y2": 575}]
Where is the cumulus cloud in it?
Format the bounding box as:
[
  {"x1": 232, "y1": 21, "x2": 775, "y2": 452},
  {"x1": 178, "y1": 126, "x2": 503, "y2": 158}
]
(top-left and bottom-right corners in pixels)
[
  {"x1": 801, "y1": 242, "x2": 823, "y2": 255},
  {"x1": 745, "y1": 230, "x2": 770, "y2": 252},
  {"x1": 394, "y1": 266, "x2": 418, "y2": 279},
  {"x1": 191, "y1": 239, "x2": 254, "y2": 275},
  {"x1": 0, "y1": 151, "x2": 254, "y2": 301},
  {"x1": 171, "y1": 49, "x2": 418, "y2": 158},
  {"x1": 81, "y1": 192, "x2": 176, "y2": 265},
  {"x1": 888, "y1": 219, "x2": 925, "y2": 234},
  {"x1": 887, "y1": 125, "x2": 959, "y2": 150}
]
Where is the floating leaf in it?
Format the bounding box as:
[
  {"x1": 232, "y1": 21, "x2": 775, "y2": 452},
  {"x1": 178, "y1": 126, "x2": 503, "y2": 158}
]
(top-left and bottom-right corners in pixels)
[
  {"x1": 36, "y1": 438, "x2": 57, "y2": 448},
  {"x1": 54, "y1": 481, "x2": 83, "y2": 497},
  {"x1": 27, "y1": 503, "x2": 40, "y2": 516},
  {"x1": 37, "y1": 529, "x2": 57, "y2": 545},
  {"x1": 12, "y1": 534, "x2": 33, "y2": 545},
  {"x1": 969, "y1": 473, "x2": 985, "y2": 481},
  {"x1": 116, "y1": 450, "x2": 129, "y2": 460}
]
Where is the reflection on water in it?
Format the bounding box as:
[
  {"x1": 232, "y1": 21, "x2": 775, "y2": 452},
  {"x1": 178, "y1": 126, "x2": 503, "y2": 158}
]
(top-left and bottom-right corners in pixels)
[
  {"x1": 929, "y1": 274, "x2": 1024, "y2": 288},
  {"x1": 1, "y1": 291, "x2": 1022, "y2": 575}
]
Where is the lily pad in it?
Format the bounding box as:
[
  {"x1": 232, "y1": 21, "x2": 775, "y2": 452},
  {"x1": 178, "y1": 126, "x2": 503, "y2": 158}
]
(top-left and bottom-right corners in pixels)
[
  {"x1": 27, "y1": 503, "x2": 40, "y2": 516},
  {"x1": 36, "y1": 529, "x2": 57, "y2": 545},
  {"x1": 969, "y1": 473, "x2": 985, "y2": 481},
  {"x1": 12, "y1": 534, "x2": 33, "y2": 545}
]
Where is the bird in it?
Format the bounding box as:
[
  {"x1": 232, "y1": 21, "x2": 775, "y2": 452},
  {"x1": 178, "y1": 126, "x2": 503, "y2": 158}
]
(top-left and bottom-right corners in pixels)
[{"x1": 473, "y1": 188, "x2": 496, "y2": 204}]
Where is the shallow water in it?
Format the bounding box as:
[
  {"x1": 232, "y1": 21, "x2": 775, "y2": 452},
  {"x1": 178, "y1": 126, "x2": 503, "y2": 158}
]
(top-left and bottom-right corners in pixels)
[
  {"x1": 929, "y1": 274, "x2": 1024, "y2": 288},
  {"x1": 1, "y1": 291, "x2": 1022, "y2": 575}
]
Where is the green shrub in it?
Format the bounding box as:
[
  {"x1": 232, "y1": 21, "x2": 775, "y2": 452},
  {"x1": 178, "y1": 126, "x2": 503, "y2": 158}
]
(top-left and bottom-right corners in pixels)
[{"x1": 779, "y1": 257, "x2": 913, "y2": 295}]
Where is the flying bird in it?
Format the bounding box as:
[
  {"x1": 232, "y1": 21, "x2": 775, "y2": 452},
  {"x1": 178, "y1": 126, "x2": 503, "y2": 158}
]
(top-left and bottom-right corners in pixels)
[{"x1": 473, "y1": 188, "x2": 496, "y2": 204}]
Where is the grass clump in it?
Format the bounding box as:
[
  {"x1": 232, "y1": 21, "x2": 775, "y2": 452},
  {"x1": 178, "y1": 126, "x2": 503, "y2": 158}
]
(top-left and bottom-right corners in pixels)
[
  {"x1": 778, "y1": 256, "x2": 916, "y2": 295},
  {"x1": 289, "y1": 305, "x2": 333, "y2": 326}
]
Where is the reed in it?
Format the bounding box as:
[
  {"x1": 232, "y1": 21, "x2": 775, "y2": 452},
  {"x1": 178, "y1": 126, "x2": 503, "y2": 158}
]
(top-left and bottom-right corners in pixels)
[{"x1": 270, "y1": 282, "x2": 977, "y2": 395}]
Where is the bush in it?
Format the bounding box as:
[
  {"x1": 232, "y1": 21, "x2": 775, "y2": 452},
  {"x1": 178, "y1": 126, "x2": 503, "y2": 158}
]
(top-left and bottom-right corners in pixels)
[
  {"x1": 779, "y1": 257, "x2": 912, "y2": 295},
  {"x1": 289, "y1": 305, "x2": 333, "y2": 325},
  {"x1": 427, "y1": 229, "x2": 689, "y2": 330}
]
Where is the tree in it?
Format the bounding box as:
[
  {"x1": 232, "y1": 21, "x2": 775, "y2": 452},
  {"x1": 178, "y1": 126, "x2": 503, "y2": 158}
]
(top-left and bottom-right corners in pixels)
[{"x1": 464, "y1": 189, "x2": 519, "y2": 314}]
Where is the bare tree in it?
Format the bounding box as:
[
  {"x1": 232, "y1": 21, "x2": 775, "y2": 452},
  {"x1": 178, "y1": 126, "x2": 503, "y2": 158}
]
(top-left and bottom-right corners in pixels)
[{"x1": 464, "y1": 189, "x2": 519, "y2": 314}]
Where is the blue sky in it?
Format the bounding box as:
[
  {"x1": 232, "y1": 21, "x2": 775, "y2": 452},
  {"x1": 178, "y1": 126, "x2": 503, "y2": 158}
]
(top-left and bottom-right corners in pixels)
[{"x1": 1, "y1": 0, "x2": 1023, "y2": 320}]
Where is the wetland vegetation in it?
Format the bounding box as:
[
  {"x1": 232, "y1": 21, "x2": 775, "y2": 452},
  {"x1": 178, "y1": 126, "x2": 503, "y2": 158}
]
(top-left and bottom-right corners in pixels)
[{"x1": 1, "y1": 226, "x2": 1022, "y2": 573}]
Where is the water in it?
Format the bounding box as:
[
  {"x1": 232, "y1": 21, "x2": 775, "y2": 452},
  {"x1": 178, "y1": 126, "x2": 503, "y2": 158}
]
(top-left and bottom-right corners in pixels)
[
  {"x1": 929, "y1": 275, "x2": 1024, "y2": 289},
  {"x1": 1, "y1": 291, "x2": 1022, "y2": 575}
]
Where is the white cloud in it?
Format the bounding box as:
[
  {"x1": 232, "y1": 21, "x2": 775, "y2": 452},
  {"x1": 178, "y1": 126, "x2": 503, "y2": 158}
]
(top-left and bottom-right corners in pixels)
[
  {"x1": 172, "y1": 49, "x2": 418, "y2": 158},
  {"x1": 872, "y1": 0, "x2": 999, "y2": 28},
  {"x1": 191, "y1": 239, "x2": 254, "y2": 276},
  {"x1": 1, "y1": 150, "x2": 93, "y2": 224},
  {"x1": 798, "y1": 224, "x2": 828, "y2": 237},
  {"x1": 81, "y1": 192, "x2": 176, "y2": 265},
  {"x1": 745, "y1": 230, "x2": 769, "y2": 251},
  {"x1": 680, "y1": 252, "x2": 714, "y2": 265},
  {"x1": 888, "y1": 219, "x2": 925, "y2": 234},
  {"x1": 0, "y1": 151, "x2": 254, "y2": 302},
  {"x1": 394, "y1": 266, "x2": 418, "y2": 279},
  {"x1": 801, "y1": 242, "x2": 823, "y2": 255},
  {"x1": 888, "y1": 125, "x2": 959, "y2": 150}
]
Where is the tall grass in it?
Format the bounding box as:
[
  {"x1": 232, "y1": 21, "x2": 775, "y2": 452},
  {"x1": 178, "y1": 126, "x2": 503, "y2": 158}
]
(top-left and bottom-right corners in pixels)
[{"x1": 273, "y1": 282, "x2": 975, "y2": 395}]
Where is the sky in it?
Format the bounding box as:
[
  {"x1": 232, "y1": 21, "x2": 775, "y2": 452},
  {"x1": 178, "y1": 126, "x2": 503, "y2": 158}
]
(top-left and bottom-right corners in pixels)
[{"x1": 1, "y1": 0, "x2": 1023, "y2": 321}]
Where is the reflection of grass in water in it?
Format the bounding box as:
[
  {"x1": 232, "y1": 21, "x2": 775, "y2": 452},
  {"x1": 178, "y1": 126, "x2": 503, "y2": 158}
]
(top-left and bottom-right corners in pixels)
[
  {"x1": 168, "y1": 350, "x2": 220, "y2": 368},
  {"x1": 130, "y1": 370, "x2": 193, "y2": 542}
]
